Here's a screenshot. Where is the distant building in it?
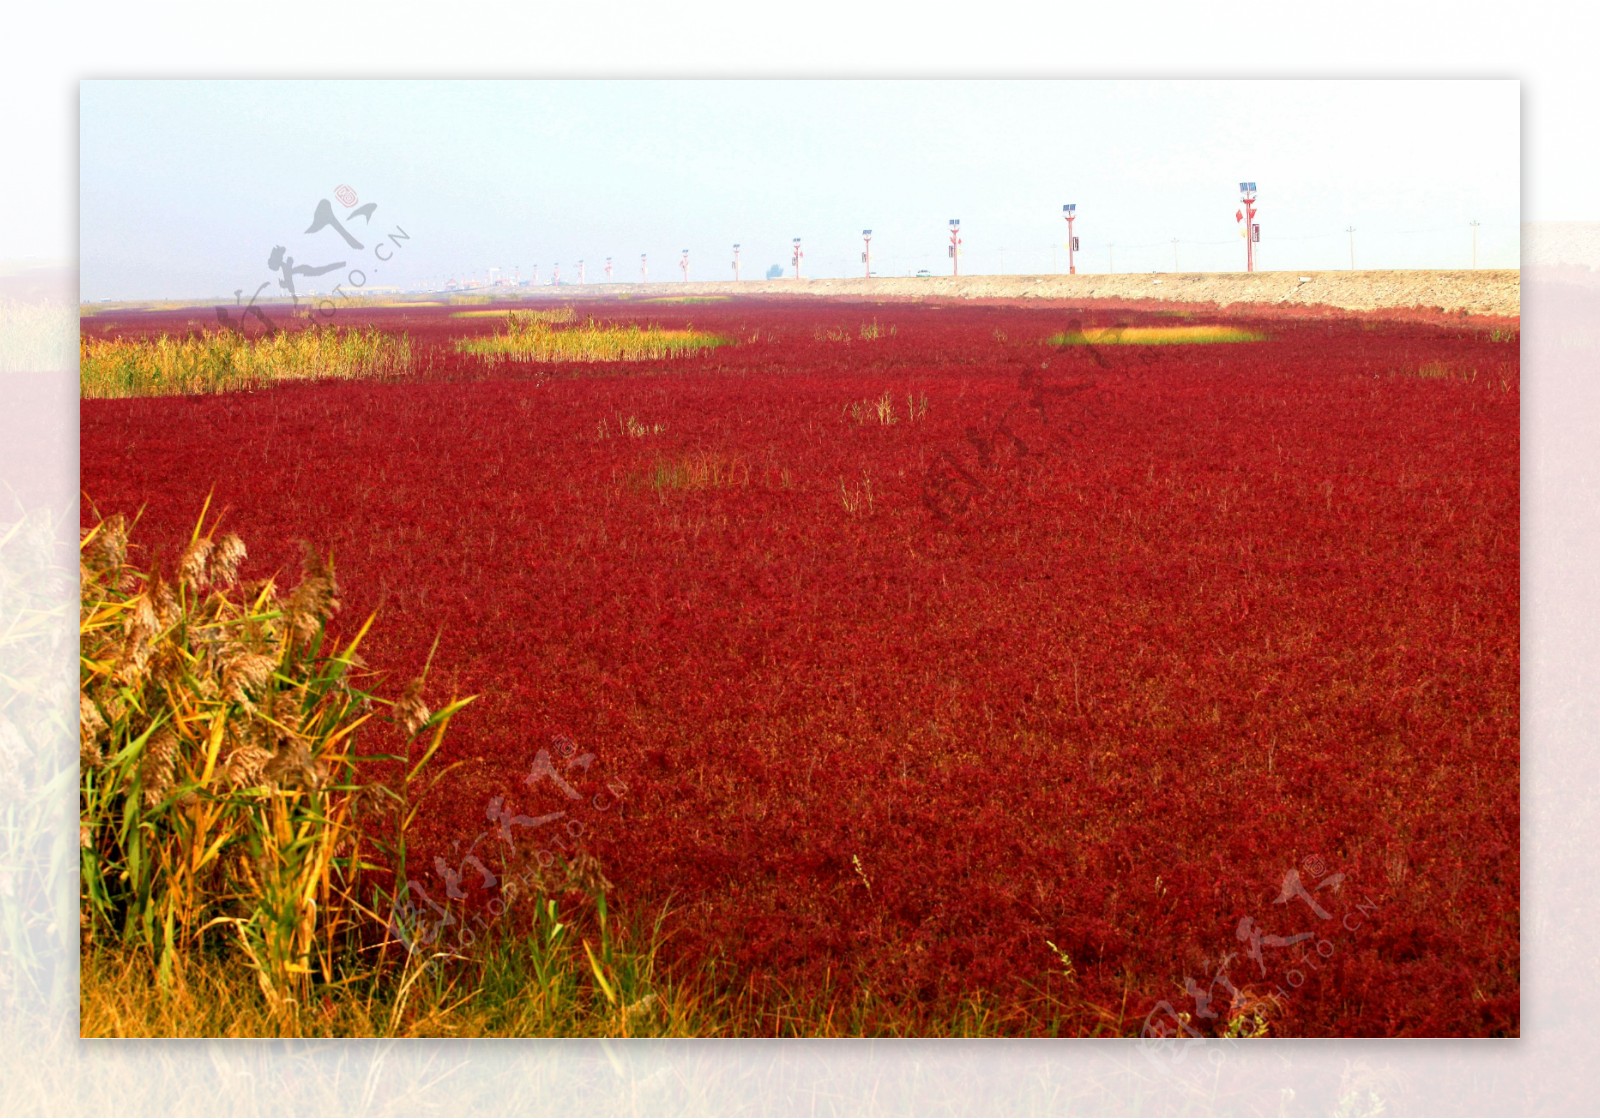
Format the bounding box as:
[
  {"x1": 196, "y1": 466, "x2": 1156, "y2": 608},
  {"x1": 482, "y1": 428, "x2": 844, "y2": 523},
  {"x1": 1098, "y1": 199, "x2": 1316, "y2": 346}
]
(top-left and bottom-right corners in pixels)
[{"x1": 766, "y1": 264, "x2": 783, "y2": 280}]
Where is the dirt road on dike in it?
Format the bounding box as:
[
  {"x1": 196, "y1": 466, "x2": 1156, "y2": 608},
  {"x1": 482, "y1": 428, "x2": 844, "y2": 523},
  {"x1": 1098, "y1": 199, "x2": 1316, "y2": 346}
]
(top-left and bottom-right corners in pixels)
[{"x1": 573, "y1": 269, "x2": 1520, "y2": 320}]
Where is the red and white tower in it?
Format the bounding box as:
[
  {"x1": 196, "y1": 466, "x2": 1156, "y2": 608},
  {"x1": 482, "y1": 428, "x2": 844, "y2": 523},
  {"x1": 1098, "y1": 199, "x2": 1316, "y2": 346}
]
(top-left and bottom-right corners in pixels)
[
  {"x1": 792, "y1": 238, "x2": 803, "y2": 279},
  {"x1": 862, "y1": 229, "x2": 873, "y2": 277},
  {"x1": 1237, "y1": 182, "x2": 1260, "y2": 273},
  {"x1": 948, "y1": 219, "x2": 962, "y2": 277},
  {"x1": 1062, "y1": 204, "x2": 1078, "y2": 275}
]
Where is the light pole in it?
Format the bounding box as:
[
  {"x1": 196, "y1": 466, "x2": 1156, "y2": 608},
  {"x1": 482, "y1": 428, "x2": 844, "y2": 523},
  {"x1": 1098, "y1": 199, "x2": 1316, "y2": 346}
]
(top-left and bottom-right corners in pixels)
[
  {"x1": 578, "y1": 260, "x2": 585, "y2": 285},
  {"x1": 641, "y1": 254, "x2": 647, "y2": 282},
  {"x1": 605, "y1": 257, "x2": 613, "y2": 282},
  {"x1": 552, "y1": 262, "x2": 561, "y2": 286},
  {"x1": 680, "y1": 250, "x2": 689, "y2": 282},
  {"x1": 949, "y1": 219, "x2": 961, "y2": 277},
  {"x1": 732, "y1": 243, "x2": 741, "y2": 281},
  {"x1": 1238, "y1": 182, "x2": 1259, "y2": 273},
  {"x1": 862, "y1": 230, "x2": 872, "y2": 278},
  {"x1": 1470, "y1": 220, "x2": 1481, "y2": 268},
  {"x1": 1346, "y1": 226, "x2": 1356, "y2": 270},
  {"x1": 530, "y1": 265, "x2": 538, "y2": 286},
  {"x1": 1063, "y1": 204, "x2": 1078, "y2": 274},
  {"x1": 792, "y1": 238, "x2": 803, "y2": 280}
]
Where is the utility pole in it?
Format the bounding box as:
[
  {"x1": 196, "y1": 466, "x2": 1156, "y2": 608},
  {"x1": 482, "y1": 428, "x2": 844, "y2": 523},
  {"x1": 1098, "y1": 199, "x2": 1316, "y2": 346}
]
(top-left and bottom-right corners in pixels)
[
  {"x1": 1346, "y1": 226, "x2": 1356, "y2": 270},
  {"x1": 552, "y1": 262, "x2": 560, "y2": 286},
  {"x1": 1238, "y1": 182, "x2": 1259, "y2": 272},
  {"x1": 1063, "y1": 203, "x2": 1078, "y2": 274},
  {"x1": 680, "y1": 249, "x2": 689, "y2": 282},
  {"x1": 732, "y1": 243, "x2": 741, "y2": 281},
  {"x1": 640, "y1": 254, "x2": 647, "y2": 282},
  {"x1": 577, "y1": 260, "x2": 585, "y2": 285},
  {"x1": 792, "y1": 238, "x2": 803, "y2": 279},
  {"x1": 605, "y1": 257, "x2": 613, "y2": 282},
  {"x1": 862, "y1": 230, "x2": 872, "y2": 278},
  {"x1": 1470, "y1": 220, "x2": 1481, "y2": 268},
  {"x1": 949, "y1": 219, "x2": 961, "y2": 277}
]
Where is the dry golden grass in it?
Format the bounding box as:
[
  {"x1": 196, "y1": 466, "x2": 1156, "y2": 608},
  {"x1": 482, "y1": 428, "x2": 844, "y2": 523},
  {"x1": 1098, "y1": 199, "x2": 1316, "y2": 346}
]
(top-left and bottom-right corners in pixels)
[
  {"x1": 844, "y1": 391, "x2": 927, "y2": 426},
  {"x1": 635, "y1": 451, "x2": 752, "y2": 493},
  {"x1": 457, "y1": 313, "x2": 730, "y2": 364},
  {"x1": 1049, "y1": 325, "x2": 1265, "y2": 346},
  {"x1": 80, "y1": 500, "x2": 471, "y2": 1011},
  {"x1": 81, "y1": 930, "x2": 1152, "y2": 1038},
  {"x1": 81, "y1": 873, "x2": 712, "y2": 1038},
  {"x1": 450, "y1": 306, "x2": 576, "y2": 322},
  {"x1": 80, "y1": 325, "x2": 414, "y2": 398},
  {"x1": 596, "y1": 413, "x2": 667, "y2": 439}
]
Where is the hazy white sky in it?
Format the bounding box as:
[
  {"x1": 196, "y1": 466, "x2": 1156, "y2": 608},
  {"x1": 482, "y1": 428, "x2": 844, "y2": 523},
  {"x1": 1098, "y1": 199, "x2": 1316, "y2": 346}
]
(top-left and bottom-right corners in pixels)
[{"x1": 79, "y1": 79, "x2": 1518, "y2": 300}]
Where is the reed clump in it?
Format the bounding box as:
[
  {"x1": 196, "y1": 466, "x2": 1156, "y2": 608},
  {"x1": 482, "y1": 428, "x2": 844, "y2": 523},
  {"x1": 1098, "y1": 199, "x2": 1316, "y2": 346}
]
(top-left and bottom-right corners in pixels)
[
  {"x1": 80, "y1": 325, "x2": 414, "y2": 398},
  {"x1": 79, "y1": 498, "x2": 471, "y2": 1012},
  {"x1": 457, "y1": 314, "x2": 730, "y2": 364}
]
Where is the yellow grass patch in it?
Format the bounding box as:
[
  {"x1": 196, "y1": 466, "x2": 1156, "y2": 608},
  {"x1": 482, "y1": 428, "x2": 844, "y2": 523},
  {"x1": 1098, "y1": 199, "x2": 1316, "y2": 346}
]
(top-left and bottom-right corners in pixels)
[
  {"x1": 635, "y1": 451, "x2": 752, "y2": 493},
  {"x1": 457, "y1": 313, "x2": 730, "y2": 364},
  {"x1": 451, "y1": 306, "x2": 576, "y2": 322},
  {"x1": 80, "y1": 325, "x2": 414, "y2": 398},
  {"x1": 1049, "y1": 325, "x2": 1264, "y2": 346}
]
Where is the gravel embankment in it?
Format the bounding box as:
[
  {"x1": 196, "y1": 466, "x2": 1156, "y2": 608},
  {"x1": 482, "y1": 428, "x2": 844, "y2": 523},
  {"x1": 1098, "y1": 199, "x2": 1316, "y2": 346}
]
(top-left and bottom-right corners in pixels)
[{"x1": 580, "y1": 269, "x2": 1521, "y2": 319}]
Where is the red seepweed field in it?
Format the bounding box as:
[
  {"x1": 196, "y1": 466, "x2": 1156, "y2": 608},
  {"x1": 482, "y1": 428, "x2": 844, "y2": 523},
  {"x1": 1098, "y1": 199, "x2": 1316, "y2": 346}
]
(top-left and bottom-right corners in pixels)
[{"x1": 80, "y1": 293, "x2": 1518, "y2": 1036}]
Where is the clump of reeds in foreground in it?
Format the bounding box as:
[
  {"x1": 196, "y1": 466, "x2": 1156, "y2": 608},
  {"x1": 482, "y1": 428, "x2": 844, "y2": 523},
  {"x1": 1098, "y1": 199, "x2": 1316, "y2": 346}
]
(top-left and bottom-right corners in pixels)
[
  {"x1": 456, "y1": 312, "x2": 730, "y2": 364},
  {"x1": 79, "y1": 496, "x2": 471, "y2": 1014},
  {"x1": 80, "y1": 324, "x2": 414, "y2": 398},
  {"x1": 1048, "y1": 324, "x2": 1264, "y2": 346}
]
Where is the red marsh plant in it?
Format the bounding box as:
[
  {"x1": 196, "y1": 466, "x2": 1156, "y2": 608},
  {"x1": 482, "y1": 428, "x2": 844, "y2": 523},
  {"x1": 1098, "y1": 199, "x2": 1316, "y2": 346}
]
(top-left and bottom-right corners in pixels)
[{"x1": 80, "y1": 299, "x2": 1520, "y2": 1036}]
